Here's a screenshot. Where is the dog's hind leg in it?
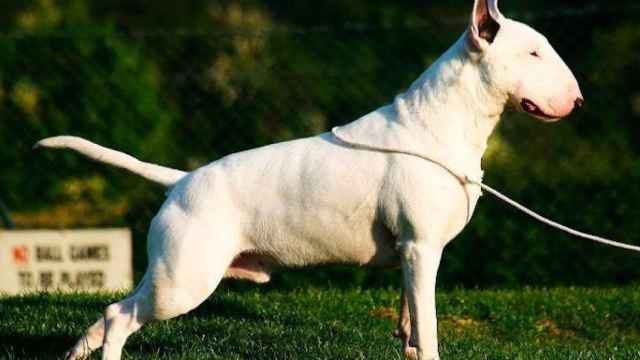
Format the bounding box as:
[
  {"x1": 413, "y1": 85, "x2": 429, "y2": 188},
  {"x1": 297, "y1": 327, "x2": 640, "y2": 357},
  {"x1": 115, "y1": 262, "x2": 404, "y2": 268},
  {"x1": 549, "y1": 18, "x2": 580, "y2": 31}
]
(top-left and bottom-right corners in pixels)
[
  {"x1": 65, "y1": 267, "x2": 151, "y2": 360},
  {"x1": 99, "y1": 204, "x2": 241, "y2": 360},
  {"x1": 63, "y1": 274, "x2": 155, "y2": 360},
  {"x1": 100, "y1": 293, "x2": 150, "y2": 360},
  {"x1": 64, "y1": 316, "x2": 105, "y2": 360}
]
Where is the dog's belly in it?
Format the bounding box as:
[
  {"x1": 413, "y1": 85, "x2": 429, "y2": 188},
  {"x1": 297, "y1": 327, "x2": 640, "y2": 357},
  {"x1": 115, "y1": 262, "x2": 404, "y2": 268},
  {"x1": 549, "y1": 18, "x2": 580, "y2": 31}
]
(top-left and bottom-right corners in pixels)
[{"x1": 252, "y1": 209, "x2": 400, "y2": 267}]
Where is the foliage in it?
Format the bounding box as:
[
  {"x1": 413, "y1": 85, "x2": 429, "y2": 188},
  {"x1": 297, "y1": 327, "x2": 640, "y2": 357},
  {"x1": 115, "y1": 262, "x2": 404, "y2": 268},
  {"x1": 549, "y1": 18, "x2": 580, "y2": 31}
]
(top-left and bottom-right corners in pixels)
[{"x1": 0, "y1": 0, "x2": 174, "y2": 211}]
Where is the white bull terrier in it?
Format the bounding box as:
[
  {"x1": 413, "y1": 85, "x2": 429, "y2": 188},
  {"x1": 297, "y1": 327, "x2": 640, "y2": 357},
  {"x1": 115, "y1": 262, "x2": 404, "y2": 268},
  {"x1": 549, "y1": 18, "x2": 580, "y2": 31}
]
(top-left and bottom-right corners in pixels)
[{"x1": 37, "y1": 0, "x2": 583, "y2": 359}]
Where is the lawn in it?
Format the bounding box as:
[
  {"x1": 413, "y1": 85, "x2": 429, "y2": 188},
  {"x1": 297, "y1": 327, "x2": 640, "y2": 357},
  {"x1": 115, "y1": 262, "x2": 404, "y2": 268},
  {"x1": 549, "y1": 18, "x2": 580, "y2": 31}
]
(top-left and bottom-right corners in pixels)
[{"x1": 1, "y1": 284, "x2": 639, "y2": 359}]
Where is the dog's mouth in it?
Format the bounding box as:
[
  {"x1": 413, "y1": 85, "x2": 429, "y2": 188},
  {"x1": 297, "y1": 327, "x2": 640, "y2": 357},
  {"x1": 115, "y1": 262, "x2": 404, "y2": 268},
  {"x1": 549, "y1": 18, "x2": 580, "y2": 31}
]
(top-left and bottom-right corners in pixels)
[{"x1": 520, "y1": 99, "x2": 559, "y2": 121}]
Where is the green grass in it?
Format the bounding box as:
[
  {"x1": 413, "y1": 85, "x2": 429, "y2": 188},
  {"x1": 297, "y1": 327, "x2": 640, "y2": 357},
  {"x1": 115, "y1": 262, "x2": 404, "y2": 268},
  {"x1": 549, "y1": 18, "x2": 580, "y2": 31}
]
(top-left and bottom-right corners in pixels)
[{"x1": 1, "y1": 285, "x2": 640, "y2": 359}]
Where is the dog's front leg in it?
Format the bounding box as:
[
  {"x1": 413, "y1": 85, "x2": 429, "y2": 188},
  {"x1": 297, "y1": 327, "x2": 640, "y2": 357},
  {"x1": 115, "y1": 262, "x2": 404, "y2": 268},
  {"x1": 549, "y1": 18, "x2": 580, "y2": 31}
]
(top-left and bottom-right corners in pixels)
[{"x1": 401, "y1": 242, "x2": 443, "y2": 360}]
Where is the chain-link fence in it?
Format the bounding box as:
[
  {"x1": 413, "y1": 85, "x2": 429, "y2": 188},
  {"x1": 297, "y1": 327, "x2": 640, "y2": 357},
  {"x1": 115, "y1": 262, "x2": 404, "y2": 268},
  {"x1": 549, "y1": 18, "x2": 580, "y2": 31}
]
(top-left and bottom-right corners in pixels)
[{"x1": 2, "y1": 0, "x2": 640, "y2": 287}]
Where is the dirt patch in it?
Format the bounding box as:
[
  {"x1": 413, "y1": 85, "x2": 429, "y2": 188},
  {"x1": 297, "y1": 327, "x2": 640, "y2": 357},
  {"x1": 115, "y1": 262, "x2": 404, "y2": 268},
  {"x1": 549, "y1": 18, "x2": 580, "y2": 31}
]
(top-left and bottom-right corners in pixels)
[
  {"x1": 370, "y1": 307, "x2": 399, "y2": 321},
  {"x1": 441, "y1": 315, "x2": 483, "y2": 332},
  {"x1": 536, "y1": 319, "x2": 576, "y2": 338}
]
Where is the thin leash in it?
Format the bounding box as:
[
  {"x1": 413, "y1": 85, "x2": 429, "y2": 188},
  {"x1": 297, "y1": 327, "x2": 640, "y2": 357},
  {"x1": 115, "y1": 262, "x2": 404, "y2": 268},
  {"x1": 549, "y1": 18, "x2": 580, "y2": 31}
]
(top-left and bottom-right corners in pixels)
[{"x1": 331, "y1": 127, "x2": 640, "y2": 253}]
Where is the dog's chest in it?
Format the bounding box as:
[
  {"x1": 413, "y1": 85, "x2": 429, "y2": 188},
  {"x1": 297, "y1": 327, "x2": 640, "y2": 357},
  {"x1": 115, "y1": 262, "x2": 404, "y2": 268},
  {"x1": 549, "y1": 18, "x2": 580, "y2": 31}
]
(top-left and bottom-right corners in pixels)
[
  {"x1": 462, "y1": 181, "x2": 482, "y2": 221},
  {"x1": 463, "y1": 170, "x2": 484, "y2": 218},
  {"x1": 440, "y1": 170, "x2": 484, "y2": 243},
  {"x1": 380, "y1": 158, "x2": 485, "y2": 247}
]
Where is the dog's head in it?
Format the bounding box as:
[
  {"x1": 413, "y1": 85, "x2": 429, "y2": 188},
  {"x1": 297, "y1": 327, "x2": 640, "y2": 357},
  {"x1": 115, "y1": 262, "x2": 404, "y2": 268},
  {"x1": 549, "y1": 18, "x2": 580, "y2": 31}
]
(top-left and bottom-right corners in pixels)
[{"x1": 466, "y1": 0, "x2": 583, "y2": 121}]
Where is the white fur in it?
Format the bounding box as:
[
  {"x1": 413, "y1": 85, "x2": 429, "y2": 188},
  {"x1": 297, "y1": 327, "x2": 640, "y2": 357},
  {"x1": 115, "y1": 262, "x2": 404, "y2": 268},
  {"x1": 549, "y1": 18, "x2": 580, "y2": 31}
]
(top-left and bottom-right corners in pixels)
[{"x1": 42, "y1": 1, "x2": 582, "y2": 359}]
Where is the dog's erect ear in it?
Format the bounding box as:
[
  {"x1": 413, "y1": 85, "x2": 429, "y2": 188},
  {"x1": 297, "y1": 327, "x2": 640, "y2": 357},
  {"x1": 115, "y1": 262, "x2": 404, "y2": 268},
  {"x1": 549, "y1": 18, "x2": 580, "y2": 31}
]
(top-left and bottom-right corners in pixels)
[{"x1": 467, "y1": 0, "x2": 503, "y2": 52}]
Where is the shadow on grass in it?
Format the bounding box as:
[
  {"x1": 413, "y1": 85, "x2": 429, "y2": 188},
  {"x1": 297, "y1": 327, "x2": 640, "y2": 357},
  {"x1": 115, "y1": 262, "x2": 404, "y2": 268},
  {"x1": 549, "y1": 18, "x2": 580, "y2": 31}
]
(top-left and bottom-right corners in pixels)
[
  {"x1": 0, "y1": 292, "x2": 113, "y2": 309},
  {"x1": 188, "y1": 296, "x2": 264, "y2": 322},
  {"x1": 0, "y1": 334, "x2": 75, "y2": 359}
]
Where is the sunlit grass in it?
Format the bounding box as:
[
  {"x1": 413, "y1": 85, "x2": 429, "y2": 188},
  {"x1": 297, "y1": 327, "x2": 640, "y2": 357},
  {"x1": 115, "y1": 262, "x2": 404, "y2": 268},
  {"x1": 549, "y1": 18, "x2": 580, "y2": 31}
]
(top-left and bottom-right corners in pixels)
[{"x1": 1, "y1": 285, "x2": 639, "y2": 359}]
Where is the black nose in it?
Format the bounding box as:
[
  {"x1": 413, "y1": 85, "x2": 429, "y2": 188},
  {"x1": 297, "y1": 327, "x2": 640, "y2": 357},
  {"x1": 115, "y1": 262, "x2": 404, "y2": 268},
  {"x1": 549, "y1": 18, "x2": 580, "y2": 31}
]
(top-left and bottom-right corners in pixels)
[{"x1": 574, "y1": 97, "x2": 584, "y2": 111}]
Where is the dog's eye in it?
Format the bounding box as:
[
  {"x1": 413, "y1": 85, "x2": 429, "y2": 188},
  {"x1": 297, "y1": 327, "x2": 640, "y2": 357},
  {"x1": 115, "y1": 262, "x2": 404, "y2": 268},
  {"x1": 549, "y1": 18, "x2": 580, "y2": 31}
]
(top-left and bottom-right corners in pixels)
[{"x1": 529, "y1": 51, "x2": 540, "y2": 58}]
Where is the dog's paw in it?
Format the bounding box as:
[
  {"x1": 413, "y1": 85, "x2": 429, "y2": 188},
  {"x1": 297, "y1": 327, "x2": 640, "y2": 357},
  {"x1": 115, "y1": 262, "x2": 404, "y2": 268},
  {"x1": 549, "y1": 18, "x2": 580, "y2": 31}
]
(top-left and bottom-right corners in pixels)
[
  {"x1": 63, "y1": 350, "x2": 77, "y2": 360},
  {"x1": 63, "y1": 347, "x2": 88, "y2": 360},
  {"x1": 393, "y1": 326, "x2": 417, "y2": 359},
  {"x1": 403, "y1": 346, "x2": 418, "y2": 360}
]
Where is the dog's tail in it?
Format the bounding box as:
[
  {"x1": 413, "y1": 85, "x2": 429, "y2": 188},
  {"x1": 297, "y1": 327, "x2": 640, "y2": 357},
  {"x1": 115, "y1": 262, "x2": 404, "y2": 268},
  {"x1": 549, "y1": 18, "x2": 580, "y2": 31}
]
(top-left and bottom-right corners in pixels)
[{"x1": 34, "y1": 136, "x2": 187, "y2": 187}]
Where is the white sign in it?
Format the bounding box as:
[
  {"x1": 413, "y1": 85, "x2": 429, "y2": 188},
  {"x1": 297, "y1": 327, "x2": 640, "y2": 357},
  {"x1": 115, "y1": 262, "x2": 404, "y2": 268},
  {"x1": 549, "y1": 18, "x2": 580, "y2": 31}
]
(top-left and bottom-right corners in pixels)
[{"x1": 0, "y1": 229, "x2": 132, "y2": 295}]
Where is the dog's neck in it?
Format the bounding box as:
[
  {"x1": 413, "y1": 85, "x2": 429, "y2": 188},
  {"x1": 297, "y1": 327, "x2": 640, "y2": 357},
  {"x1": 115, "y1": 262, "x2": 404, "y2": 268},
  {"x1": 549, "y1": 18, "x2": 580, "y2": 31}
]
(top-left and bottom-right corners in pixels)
[{"x1": 395, "y1": 35, "x2": 509, "y2": 170}]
